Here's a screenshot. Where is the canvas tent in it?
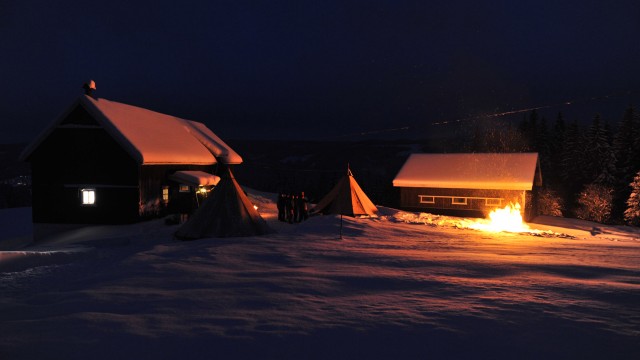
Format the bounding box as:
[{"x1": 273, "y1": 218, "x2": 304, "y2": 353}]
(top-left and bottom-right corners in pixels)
[
  {"x1": 312, "y1": 169, "x2": 378, "y2": 217},
  {"x1": 175, "y1": 167, "x2": 271, "y2": 239}
]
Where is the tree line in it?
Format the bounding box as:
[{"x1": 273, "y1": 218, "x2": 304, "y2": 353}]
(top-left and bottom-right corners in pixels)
[{"x1": 468, "y1": 106, "x2": 640, "y2": 225}]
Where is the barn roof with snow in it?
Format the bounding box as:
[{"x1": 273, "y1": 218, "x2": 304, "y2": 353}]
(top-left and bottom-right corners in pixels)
[
  {"x1": 393, "y1": 153, "x2": 541, "y2": 191},
  {"x1": 21, "y1": 95, "x2": 242, "y2": 165}
]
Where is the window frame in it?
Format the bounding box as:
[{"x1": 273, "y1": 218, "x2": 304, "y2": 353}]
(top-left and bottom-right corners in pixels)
[
  {"x1": 419, "y1": 195, "x2": 435, "y2": 204},
  {"x1": 80, "y1": 188, "x2": 96, "y2": 206},
  {"x1": 485, "y1": 198, "x2": 502, "y2": 206},
  {"x1": 162, "y1": 186, "x2": 170, "y2": 203},
  {"x1": 451, "y1": 197, "x2": 468, "y2": 205}
]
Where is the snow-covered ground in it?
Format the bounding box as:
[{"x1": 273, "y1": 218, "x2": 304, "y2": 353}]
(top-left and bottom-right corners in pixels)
[{"x1": 1, "y1": 192, "x2": 639, "y2": 359}]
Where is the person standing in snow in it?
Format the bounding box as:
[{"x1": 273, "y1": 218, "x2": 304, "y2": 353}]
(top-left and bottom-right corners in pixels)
[
  {"x1": 277, "y1": 193, "x2": 286, "y2": 221},
  {"x1": 284, "y1": 193, "x2": 294, "y2": 223},
  {"x1": 297, "y1": 191, "x2": 309, "y2": 222},
  {"x1": 291, "y1": 194, "x2": 300, "y2": 223}
]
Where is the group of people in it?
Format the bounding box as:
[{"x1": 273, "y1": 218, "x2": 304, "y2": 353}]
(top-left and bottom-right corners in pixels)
[{"x1": 277, "y1": 192, "x2": 309, "y2": 223}]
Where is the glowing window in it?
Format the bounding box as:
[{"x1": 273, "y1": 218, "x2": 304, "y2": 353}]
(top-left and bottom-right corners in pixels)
[
  {"x1": 162, "y1": 186, "x2": 169, "y2": 203},
  {"x1": 451, "y1": 197, "x2": 467, "y2": 205},
  {"x1": 419, "y1": 195, "x2": 435, "y2": 204},
  {"x1": 485, "y1": 198, "x2": 502, "y2": 206},
  {"x1": 81, "y1": 189, "x2": 96, "y2": 205},
  {"x1": 179, "y1": 185, "x2": 190, "y2": 192}
]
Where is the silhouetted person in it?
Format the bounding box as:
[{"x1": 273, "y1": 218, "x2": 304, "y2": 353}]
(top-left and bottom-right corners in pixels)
[
  {"x1": 289, "y1": 194, "x2": 297, "y2": 223},
  {"x1": 292, "y1": 194, "x2": 300, "y2": 223},
  {"x1": 277, "y1": 193, "x2": 286, "y2": 221},
  {"x1": 284, "y1": 194, "x2": 294, "y2": 223},
  {"x1": 296, "y1": 191, "x2": 309, "y2": 222}
]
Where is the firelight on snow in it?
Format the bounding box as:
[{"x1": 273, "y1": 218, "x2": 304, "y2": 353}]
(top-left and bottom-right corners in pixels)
[{"x1": 468, "y1": 203, "x2": 531, "y2": 233}]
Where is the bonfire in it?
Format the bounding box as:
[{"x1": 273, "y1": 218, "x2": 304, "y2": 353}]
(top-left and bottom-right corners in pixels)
[{"x1": 468, "y1": 203, "x2": 532, "y2": 233}]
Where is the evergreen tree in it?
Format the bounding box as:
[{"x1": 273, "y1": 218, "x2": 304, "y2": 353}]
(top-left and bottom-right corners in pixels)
[
  {"x1": 611, "y1": 105, "x2": 638, "y2": 220},
  {"x1": 624, "y1": 170, "x2": 640, "y2": 226},
  {"x1": 629, "y1": 106, "x2": 640, "y2": 174},
  {"x1": 560, "y1": 120, "x2": 584, "y2": 187},
  {"x1": 536, "y1": 116, "x2": 552, "y2": 186},
  {"x1": 613, "y1": 106, "x2": 637, "y2": 179},
  {"x1": 537, "y1": 117, "x2": 550, "y2": 155},
  {"x1": 551, "y1": 112, "x2": 566, "y2": 155},
  {"x1": 559, "y1": 119, "x2": 586, "y2": 215},
  {"x1": 518, "y1": 110, "x2": 540, "y2": 151},
  {"x1": 583, "y1": 114, "x2": 616, "y2": 186},
  {"x1": 546, "y1": 112, "x2": 566, "y2": 188},
  {"x1": 528, "y1": 109, "x2": 538, "y2": 149}
]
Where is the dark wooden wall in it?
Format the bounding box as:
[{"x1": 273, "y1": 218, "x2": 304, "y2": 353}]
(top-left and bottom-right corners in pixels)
[
  {"x1": 29, "y1": 126, "x2": 139, "y2": 224},
  {"x1": 399, "y1": 187, "x2": 537, "y2": 220}
]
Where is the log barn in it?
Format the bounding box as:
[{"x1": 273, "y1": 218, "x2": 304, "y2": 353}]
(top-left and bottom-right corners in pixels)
[
  {"x1": 393, "y1": 153, "x2": 542, "y2": 220},
  {"x1": 21, "y1": 93, "x2": 241, "y2": 227}
]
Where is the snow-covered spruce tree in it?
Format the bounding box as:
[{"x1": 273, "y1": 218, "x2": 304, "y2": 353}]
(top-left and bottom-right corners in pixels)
[
  {"x1": 537, "y1": 188, "x2": 563, "y2": 217},
  {"x1": 575, "y1": 183, "x2": 614, "y2": 224},
  {"x1": 624, "y1": 171, "x2": 640, "y2": 226}
]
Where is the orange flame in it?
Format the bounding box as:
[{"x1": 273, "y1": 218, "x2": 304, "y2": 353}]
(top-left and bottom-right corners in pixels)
[{"x1": 468, "y1": 203, "x2": 531, "y2": 233}]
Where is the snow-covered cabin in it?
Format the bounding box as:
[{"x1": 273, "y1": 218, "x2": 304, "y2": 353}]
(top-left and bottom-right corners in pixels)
[
  {"x1": 393, "y1": 153, "x2": 542, "y2": 220},
  {"x1": 21, "y1": 95, "x2": 241, "y2": 226}
]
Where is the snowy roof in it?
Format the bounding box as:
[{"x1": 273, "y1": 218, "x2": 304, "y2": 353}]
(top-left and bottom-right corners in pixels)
[
  {"x1": 169, "y1": 171, "x2": 221, "y2": 186},
  {"x1": 21, "y1": 95, "x2": 242, "y2": 165},
  {"x1": 393, "y1": 153, "x2": 541, "y2": 190}
]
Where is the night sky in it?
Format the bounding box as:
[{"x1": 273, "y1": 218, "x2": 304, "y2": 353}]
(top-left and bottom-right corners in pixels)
[{"x1": 1, "y1": 0, "x2": 639, "y2": 143}]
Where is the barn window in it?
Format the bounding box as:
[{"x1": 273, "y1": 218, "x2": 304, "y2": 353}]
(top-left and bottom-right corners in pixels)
[
  {"x1": 162, "y1": 186, "x2": 169, "y2": 203},
  {"x1": 81, "y1": 189, "x2": 96, "y2": 205},
  {"x1": 179, "y1": 185, "x2": 190, "y2": 192},
  {"x1": 451, "y1": 197, "x2": 467, "y2": 205},
  {"x1": 419, "y1": 195, "x2": 435, "y2": 204},
  {"x1": 485, "y1": 198, "x2": 502, "y2": 206}
]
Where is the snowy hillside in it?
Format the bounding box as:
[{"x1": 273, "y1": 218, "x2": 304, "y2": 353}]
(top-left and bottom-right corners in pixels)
[{"x1": 1, "y1": 192, "x2": 639, "y2": 359}]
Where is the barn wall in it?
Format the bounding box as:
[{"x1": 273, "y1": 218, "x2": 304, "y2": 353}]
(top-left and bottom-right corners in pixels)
[
  {"x1": 399, "y1": 187, "x2": 534, "y2": 219},
  {"x1": 29, "y1": 127, "x2": 140, "y2": 224}
]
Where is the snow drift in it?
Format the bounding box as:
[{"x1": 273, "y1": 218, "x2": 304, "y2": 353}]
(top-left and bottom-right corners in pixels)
[{"x1": 1, "y1": 193, "x2": 639, "y2": 360}]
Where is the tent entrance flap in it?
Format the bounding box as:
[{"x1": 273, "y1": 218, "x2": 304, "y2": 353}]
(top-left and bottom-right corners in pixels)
[{"x1": 169, "y1": 171, "x2": 221, "y2": 187}]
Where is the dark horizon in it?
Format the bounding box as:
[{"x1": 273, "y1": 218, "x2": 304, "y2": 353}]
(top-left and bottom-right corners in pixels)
[{"x1": 1, "y1": 1, "x2": 639, "y2": 144}]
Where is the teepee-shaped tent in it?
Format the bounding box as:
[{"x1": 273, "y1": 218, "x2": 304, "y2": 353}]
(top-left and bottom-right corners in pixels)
[
  {"x1": 175, "y1": 167, "x2": 271, "y2": 239},
  {"x1": 312, "y1": 167, "x2": 378, "y2": 217}
]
